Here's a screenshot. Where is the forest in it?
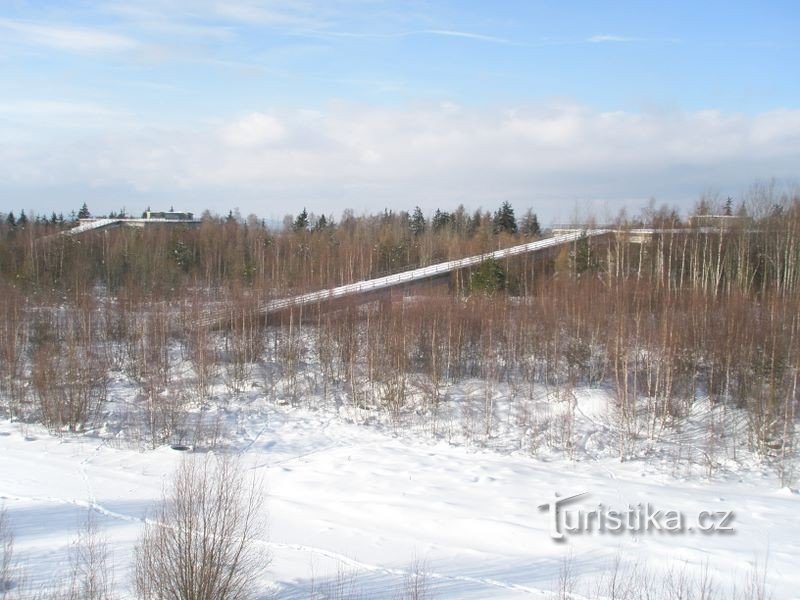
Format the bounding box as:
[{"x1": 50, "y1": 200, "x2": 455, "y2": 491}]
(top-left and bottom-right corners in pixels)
[{"x1": 1, "y1": 182, "x2": 799, "y2": 484}]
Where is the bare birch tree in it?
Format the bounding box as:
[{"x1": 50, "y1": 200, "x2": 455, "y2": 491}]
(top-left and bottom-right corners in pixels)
[{"x1": 134, "y1": 455, "x2": 268, "y2": 600}]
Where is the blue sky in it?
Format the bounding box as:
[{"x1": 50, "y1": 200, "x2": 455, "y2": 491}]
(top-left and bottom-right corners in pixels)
[{"x1": 1, "y1": 1, "x2": 798, "y2": 223}]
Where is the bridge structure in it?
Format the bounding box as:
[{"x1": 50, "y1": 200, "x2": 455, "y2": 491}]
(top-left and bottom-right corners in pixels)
[
  {"x1": 206, "y1": 229, "x2": 616, "y2": 328},
  {"x1": 56, "y1": 219, "x2": 731, "y2": 328},
  {"x1": 61, "y1": 217, "x2": 202, "y2": 236},
  {"x1": 214, "y1": 225, "x2": 743, "y2": 328}
]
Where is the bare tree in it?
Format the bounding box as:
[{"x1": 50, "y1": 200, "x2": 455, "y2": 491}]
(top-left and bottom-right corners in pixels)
[
  {"x1": 0, "y1": 506, "x2": 15, "y2": 600},
  {"x1": 134, "y1": 455, "x2": 268, "y2": 600},
  {"x1": 397, "y1": 556, "x2": 432, "y2": 600},
  {"x1": 31, "y1": 333, "x2": 108, "y2": 433},
  {"x1": 187, "y1": 323, "x2": 219, "y2": 403},
  {"x1": 56, "y1": 512, "x2": 114, "y2": 600}
]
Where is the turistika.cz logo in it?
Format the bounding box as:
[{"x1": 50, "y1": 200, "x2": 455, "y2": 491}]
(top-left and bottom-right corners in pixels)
[{"x1": 539, "y1": 492, "x2": 735, "y2": 541}]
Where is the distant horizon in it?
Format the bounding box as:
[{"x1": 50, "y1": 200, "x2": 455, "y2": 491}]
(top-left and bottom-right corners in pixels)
[{"x1": 4, "y1": 184, "x2": 792, "y2": 231}]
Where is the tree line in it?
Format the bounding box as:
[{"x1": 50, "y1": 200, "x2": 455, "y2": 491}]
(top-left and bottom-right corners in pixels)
[{"x1": 0, "y1": 184, "x2": 799, "y2": 482}]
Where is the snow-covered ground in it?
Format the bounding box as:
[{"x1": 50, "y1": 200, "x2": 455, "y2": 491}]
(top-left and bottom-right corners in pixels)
[{"x1": 1, "y1": 392, "x2": 799, "y2": 599}]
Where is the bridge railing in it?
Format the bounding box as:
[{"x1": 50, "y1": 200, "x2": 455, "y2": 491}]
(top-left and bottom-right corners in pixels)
[
  {"x1": 243, "y1": 229, "x2": 612, "y2": 320},
  {"x1": 62, "y1": 218, "x2": 122, "y2": 236}
]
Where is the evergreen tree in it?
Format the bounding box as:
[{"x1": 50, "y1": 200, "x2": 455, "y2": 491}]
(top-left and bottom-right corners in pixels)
[
  {"x1": 293, "y1": 208, "x2": 309, "y2": 231},
  {"x1": 520, "y1": 209, "x2": 541, "y2": 237},
  {"x1": 314, "y1": 214, "x2": 333, "y2": 232},
  {"x1": 451, "y1": 204, "x2": 468, "y2": 234},
  {"x1": 77, "y1": 203, "x2": 91, "y2": 219},
  {"x1": 50, "y1": 212, "x2": 58, "y2": 225},
  {"x1": 409, "y1": 206, "x2": 426, "y2": 236},
  {"x1": 492, "y1": 201, "x2": 517, "y2": 234},
  {"x1": 736, "y1": 202, "x2": 749, "y2": 218},
  {"x1": 467, "y1": 209, "x2": 482, "y2": 236},
  {"x1": 694, "y1": 197, "x2": 711, "y2": 216},
  {"x1": 724, "y1": 196, "x2": 734, "y2": 216},
  {"x1": 5, "y1": 212, "x2": 15, "y2": 227},
  {"x1": 431, "y1": 209, "x2": 451, "y2": 232},
  {"x1": 470, "y1": 258, "x2": 506, "y2": 294},
  {"x1": 18, "y1": 210, "x2": 28, "y2": 226},
  {"x1": 381, "y1": 208, "x2": 394, "y2": 225},
  {"x1": 572, "y1": 232, "x2": 597, "y2": 275}
]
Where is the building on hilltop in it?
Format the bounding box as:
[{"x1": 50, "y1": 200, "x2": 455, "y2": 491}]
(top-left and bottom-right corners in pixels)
[{"x1": 144, "y1": 208, "x2": 195, "y2": 221}]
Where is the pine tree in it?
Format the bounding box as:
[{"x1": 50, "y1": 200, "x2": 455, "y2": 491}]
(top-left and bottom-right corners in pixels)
[
  {"x1": 5, "y1": 212, "x2": 15, "y2": 227},
  {"x1": 77, "y1": 203, "x2": 91, "y2": 219},
  {"x1": 572, "y1": 233, "x2": 595, "y2": 275},
  {"x1": 724, "y1": 196, "x2": 733, "y2": 216},
  {"x1": 520, "y1": 209, "x2": 541, "y2": 237},
  {"x1": 409, "y1": 206, "x2": 426, "y2": 236},
  {"x1": 470, "y1": 258, "x2": 506, "y2": 293},
  {"x1": 735, "y1": 202, "x2": 749, "y2": 218},
  {"x1": 381, "y1": 208, "x2": 394, "y2": 225},
  {"x1": 492, "y1": 201, "x2": 517, "y2": 234},
  {"x1": 467, "y1": 210, "x2": 482, "y2": 236},
  {"x1": 431, "y1": 209, "x2": 451, "y2": 232},
  {"x1": 293, "y1": 208, "x2": 309, "y2": 231},
  {"x1": 451, "y1": 204, "x2": 468, "y2": 234},
  {"x1": 314, "y1": 214, "x2": 331, "y2": 232},
  {"x1": 17, "y1": 210, "x2": 28, "y2": 226}
]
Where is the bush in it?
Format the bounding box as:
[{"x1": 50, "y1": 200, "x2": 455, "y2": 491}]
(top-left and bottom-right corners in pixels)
[{"x1": 134, "y1": 456, "x2": 268, "y2": 600}]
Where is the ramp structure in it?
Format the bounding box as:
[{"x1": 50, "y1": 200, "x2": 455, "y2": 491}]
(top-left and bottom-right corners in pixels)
[
  {"x1": 57, "y1": 218, "x2": 737, "y2": 328},
  {"x1": 206, "y1": 229, "x2": 612, "y2": 328},
  {"x1": 61, "y1": 217, "x2": 202, "y2": 236}
]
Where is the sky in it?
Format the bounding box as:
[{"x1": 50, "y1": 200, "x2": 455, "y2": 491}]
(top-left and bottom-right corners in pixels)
[{"x1": 0, "y1": 1, "x2": 798, "y2": 224}]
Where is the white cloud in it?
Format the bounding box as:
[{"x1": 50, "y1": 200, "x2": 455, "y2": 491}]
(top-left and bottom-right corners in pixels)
[
  {"x1": 421, "y1": 29, "x2": 511, "y2": 43},
  {"x1": 586, "y1": 35, "x2": 681, "y2": 45},
  {"x1": 587, "y1": 35, "x2": 640, "y2": 43},
  {"x1": 296, "y1": 28, "x2": 515, "y2": 45},
  {"x1": 211, "y1": 0, "x2": 328, "y2": 29},
  {"x1": 0, "y1": 18, "x2": 137, "y2": 52},
  {"x1": 3, "y1": 103, "x2": 799, "y2": 221},
  {"x1": 220, "y1": 113, "x2": 287, "y2": 147}
]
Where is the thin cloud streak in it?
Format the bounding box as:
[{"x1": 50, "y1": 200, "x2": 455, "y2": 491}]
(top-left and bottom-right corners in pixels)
[
  {"x1": 296, "y1": 28, "x2": 516, "y2": 45},
  {"x1": 586, "y1": 34, "x2": 682, "y2": 44},
  {"x1": 587, "y1": 34, "x2": 642, "y2": 43},
  {"x1": 419, "y1": 29, "x2": 516, "y2": 45},
  {"x1": 0, "y1": 18, "x2": 138, "y2": 51}
]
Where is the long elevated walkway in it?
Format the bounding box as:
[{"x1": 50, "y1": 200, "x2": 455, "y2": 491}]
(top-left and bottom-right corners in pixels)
[
  {"x1": 57, "y1": 218, "x2": 733, "y2": 327},
  {"x1": 61, "y1": 217, "x2": 202, "y2": 236},
  {"x1": 205, "y1": 229, "x2": 612, "y2": 327}
]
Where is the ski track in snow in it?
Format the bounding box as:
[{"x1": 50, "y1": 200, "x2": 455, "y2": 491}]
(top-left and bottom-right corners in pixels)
[
  {"x1": 1, "y1": 405, "x2": 799, "y2": 599},
  {"x1": 262, "y1": 541, "x2": 557, "y2": 598},
  {"x1": 0, "y1": 486, "x2": 556, "y2": 597},
  {"x1": 0, "y1": 490, "x2": 144, "y2": 525}
]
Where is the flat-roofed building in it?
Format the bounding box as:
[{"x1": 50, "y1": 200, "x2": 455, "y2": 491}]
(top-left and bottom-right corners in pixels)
[{"x1": 144, "y1": 209, "x2": 194, "y2": 221}]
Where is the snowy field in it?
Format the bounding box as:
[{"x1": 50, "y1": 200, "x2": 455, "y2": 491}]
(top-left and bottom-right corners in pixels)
[{"x1": 1, "y1": 388, "x2": 799, "y2": 599}]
